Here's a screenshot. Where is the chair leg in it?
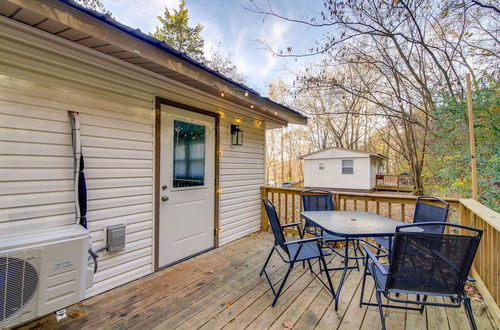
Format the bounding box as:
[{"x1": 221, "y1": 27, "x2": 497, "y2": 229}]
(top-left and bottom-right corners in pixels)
[
  {"x1": 272, "y1": 262, "x2": 294, "y2": 307},
  {"x1": 463, "y1": 296, "x2": 477, "y2": 330},
  {"x1": 353, "y1": 240, "x2": 360, "y2": 270},
  {"x1": 359, "y1": 256, "x2": 369, "y2": 307},
  {"x1": 420, "y1": 295, "x2": 427, "y2": 314},
  {"x1": 260, "y1": 246, "x2": 274, "y2": 276},
  {"x1": 375, "y1": 290, "x2": 387, "y2": 330},
  {"x1": 306, "y1": 259, "x2": 314, "y2": 273},
  {"x1": 319, "y1": 254, "x2": 336, "y2": 300}
]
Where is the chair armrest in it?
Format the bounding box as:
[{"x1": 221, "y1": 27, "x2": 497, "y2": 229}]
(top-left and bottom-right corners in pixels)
[
  {"x1": 281, "y1": 222, "x2": 302, "y2": 229},
  {"x1": 284, "y1": 237, "x2": 321, "y2": 246},
  {"x1": 363, "y1": 246, "x2": 389, "y2": 275}
]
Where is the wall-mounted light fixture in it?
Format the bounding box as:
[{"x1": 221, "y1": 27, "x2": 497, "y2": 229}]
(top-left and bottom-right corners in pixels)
[{"x1": 230, "y1": 124, "x2": 243, "y2": 145}]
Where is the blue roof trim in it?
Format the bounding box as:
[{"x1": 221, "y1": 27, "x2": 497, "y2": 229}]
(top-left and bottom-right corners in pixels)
[{"x1": 56, "y1": 0, "x2": 305, "y2": 119}]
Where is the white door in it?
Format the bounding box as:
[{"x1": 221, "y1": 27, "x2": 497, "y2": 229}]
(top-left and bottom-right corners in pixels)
[{"x1": 158, "y1": 104, "x2": 215, "y2": 267}]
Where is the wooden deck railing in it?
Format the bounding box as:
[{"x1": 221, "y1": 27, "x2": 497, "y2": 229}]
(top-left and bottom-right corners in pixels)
[
  {"x1": 458, "y1": 199, "x2": 500, "y2": 324},
  {"x1": 375, "y1": 174, "x2": 414, "y2": 192},
  {"x1": 260, "y1": 186, "x2": 500, "y2": 325}
]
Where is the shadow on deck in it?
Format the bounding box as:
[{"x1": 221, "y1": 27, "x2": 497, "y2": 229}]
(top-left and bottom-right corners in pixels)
[{"x1": 19, "y1": 232, "x2": 497, "y2": 330}]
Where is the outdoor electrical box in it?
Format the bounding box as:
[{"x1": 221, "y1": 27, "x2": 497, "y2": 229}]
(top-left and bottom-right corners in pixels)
[{"x1": 107, "y1": 224, "x2": 126, "y2": 251}]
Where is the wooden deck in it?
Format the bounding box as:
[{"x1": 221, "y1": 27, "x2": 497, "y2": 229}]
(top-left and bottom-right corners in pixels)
[
  {"x1": 20, "y1": 232, "x2": 497, "y2": 330},
  {"x1": 375, "y1": 175, "x2": 414, "y2": 192}
]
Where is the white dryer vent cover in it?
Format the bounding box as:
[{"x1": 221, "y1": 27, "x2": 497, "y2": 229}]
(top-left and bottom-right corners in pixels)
[{"x1": 0, "y1": 249, "x2": 40, "y2": 328}]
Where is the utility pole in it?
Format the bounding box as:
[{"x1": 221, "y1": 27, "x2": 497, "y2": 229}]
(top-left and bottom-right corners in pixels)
[
  {"x1": 466, "y1": 73, "x2": 479, "y2": 200},
  {"x1": 281, "y1": 126, "x2": 284, "y2": 184}
]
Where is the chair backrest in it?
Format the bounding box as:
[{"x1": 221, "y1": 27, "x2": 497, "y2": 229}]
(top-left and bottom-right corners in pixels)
[
  {"x1": 387, "y1": 223, "x2": 482, "y2": 296},
  {"x1": 262, "y1": 198, "x2": 287, "y2": 252},
  {"x1": 413, "y1": 196, "x2": 449, "y2": 233},
  {"x1": 301, "y1": 189, "x2": 334, "y2": 211}
]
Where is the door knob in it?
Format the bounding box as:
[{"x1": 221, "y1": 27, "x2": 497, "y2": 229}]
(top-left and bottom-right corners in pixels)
[{"x1": 161, "y1": 196, "x2": 169, "y2": 202}]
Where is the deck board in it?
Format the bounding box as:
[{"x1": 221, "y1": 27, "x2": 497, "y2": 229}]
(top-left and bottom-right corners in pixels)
[{"x1": 18, "y1": 232, "x2": 498, "y2": 330}]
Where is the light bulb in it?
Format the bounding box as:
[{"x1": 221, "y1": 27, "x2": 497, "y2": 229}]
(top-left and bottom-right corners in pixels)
[
  {"x1": 220, "y1": 91, "x2": 225, "y2": 97},
  {"x1": 245, "y1": 91, "x2": 249, "y2": 97},
  {"x1": 250, "y1": 104, "x2": 254, "y2": 109}
]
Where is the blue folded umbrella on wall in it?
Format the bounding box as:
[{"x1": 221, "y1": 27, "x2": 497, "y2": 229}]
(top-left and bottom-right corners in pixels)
[{"x1": 78, "y1": 155, "x2": 87, "y2": 228}]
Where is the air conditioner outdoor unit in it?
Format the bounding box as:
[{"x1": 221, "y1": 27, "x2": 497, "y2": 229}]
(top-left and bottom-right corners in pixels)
[{"x1": 0, "y1": 225, "x2": 93, "y2": 329}]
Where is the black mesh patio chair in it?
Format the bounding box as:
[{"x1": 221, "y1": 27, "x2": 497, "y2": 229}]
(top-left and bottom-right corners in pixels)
[
  {"x1": 375, "y1": 196, "x2": 450, "y2": 252},
  {"x1": 301, "y1": 189, "x2": 362, "y2": 271},
  {"x1": 260, "y1": 198, "x2": 336, "y2": 306},
  {"x1": 360, "y1": 222, "x2": 482, "y2": 330},
  {"x1": 301, "y1": 189, "x2": 336, "y2": 237}
]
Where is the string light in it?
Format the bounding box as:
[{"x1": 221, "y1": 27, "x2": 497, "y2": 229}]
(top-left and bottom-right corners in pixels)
[
  {"x1": 235, "y1": 117, "x2": 241, "y2": 124},
  {"x1": 220, "y1": 91, "x2": 225, "y2": 97},
  {"x1": 250, "y1": 104, "x2": 254, "y2": 109},
  {"x1": 245, "y1": 91, "x2": 249, "y2": 97},
  {"x1": 217, "y1": 111, "x2": 224, "y2": 118},
  {"x1": 274, "y1": 112, "x2": 278, "y2": 116}
]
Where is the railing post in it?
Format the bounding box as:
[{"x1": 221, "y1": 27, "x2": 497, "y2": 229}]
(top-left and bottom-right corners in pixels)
[
  {"x1": 261, "y1": 186, "x2": 268, "y2": 231},
  {"x1": 458, "y1": 202, "x2": 466, "y2": 235}
]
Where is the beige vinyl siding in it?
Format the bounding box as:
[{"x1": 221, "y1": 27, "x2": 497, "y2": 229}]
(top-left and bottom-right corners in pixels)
[
  {"x1": 0, "y1": 76, "x2": 155, "y2": 297},
  {"x1": 0, "y1": 16, "x2": 274, "y2": 297},
  {"x1": 219, "y1": 117, "x2": 265, "y2": 245}
]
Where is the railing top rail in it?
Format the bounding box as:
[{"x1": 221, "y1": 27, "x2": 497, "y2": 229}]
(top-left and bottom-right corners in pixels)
[
  {"x1": 261, "y1": 186, "x2": 460, "y2": 203},
  {"x1": 379, "y1": 174, "x2": 412, "y2": 177},
  {"x1": 460, "y1": 198, "x2": 500, "y2": 232}
]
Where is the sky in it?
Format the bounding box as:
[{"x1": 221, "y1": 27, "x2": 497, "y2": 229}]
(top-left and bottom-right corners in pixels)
[{"x1": 101, "y1": 0, "x2": 328, "y2": 96}]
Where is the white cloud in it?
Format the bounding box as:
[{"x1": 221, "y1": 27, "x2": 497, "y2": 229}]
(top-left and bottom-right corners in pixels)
[
  {"x1": 101, "y1": 0, "x2": 301, "y2": 94},
  {"x1": 230, "y1": 19, "x2": 291, "y2": 87}
]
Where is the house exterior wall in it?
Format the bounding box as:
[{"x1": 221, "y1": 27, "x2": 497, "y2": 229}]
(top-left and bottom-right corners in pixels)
[
  {"x1": 304, "y1": 157, "x2": 371, "y2": 190},
  {"x1": 370, "y1": 157, "x2": 377, "y2": 189},
  {"x1": 0, "y1": 17, "x2": 265, "y2": 297},
  {"x1": 219, "y1": 119, "x2": 265, "y2": 245}
]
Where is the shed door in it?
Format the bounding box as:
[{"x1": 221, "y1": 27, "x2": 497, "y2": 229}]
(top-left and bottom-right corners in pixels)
[{"x1": 158, "y1": 104, "x2": 215, "y2": 267}]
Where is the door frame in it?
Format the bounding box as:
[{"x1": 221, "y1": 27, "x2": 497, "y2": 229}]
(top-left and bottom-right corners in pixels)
[{"x1": 154, "y1": 96, "x2": 220, "y2": 271}]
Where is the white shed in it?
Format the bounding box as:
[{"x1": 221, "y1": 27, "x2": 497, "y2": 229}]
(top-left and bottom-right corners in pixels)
[
  {"x1": 302, "y1": 147, "x2": 387, "y2": 192},
  {"x1": 0, "y1": 0, "x2": 306, "y2": 310}
]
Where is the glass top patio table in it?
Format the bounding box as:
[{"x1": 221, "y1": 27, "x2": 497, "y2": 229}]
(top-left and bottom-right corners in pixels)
[
  {"x1": 301, "y1": 210, "x2": 419, "y2": 238},
  {"x1": 300, "y1": 210, "x2": 421, "y2": 311}
]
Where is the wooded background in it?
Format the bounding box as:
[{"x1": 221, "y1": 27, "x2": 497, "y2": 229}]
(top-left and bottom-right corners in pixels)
[{"x1": 257, "y1": 0, "x2": 499, "y2": 211}]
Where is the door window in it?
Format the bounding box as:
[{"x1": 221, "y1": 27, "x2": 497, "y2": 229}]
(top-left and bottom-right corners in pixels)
[{"x1": 173, "y1": 120, "x2": 205, "y2": 188}]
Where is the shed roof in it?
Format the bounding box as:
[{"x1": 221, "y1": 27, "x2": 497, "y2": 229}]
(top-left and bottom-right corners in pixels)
[
  {"x1": 300, "y1": 147, "x2": 388, "y2": 160},
  {"x1": 0, "y1": 0, "x2": 307, "y2": 126}
]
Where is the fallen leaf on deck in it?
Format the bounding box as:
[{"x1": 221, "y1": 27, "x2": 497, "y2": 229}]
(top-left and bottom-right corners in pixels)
[
  {"x1": 226, "y1": 300, "x2": 232, "y2": 307},
  {"x1": 68, "y1": 311, "x2": 85, "y2": 318},
  {"x1": 283, "y1": 321, "x2": 293, "y2": 328}
]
